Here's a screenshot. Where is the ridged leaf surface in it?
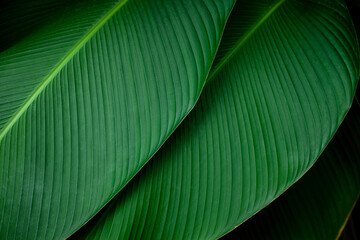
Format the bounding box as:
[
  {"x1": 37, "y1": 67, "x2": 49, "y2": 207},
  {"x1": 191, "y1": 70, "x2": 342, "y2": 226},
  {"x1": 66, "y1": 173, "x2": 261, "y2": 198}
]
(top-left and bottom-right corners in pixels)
[
  {"x1": 223, "y1": 93, "x2": 360, "y2": 239},
  {"x1": 0, "y1": 0, "x2": 236, "y2": 239},
  {"x1": 72, "y1": 0, "x2": 360, "y2": 239}
]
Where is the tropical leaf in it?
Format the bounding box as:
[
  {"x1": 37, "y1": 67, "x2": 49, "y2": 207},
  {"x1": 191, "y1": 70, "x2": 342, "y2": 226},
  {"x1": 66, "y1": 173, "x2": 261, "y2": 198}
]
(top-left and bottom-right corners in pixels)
[
  {"x1": 0, "y1": 0, "x2": 124, "y2": 129},
  {"x1": 222, "y1": 92, "x2": 360, "y2": 239},
  {"x1": 221, "y1": 2, "x2": 360, "y2": 238},
  {"x1": 0, "y1": 0, "x2": 236, "y2": 239},
  {"x1": 70, "y1": 0, "x2": 360, "y2": 239},
  {"x1": 339, "y1": 199, "x2": 360, "y2": 240}
]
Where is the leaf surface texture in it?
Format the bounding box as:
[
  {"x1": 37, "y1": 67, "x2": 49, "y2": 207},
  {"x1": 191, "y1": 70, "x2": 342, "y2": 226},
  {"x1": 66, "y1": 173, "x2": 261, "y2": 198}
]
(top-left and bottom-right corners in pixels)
[
  {"x1": 223, "y1": 92, "x2": 360, "y2": 239},
  {"x1": 71, "y1": 0, "x2": 360, "y2": 239},
  {"x1": 0, "y1": 0, "x2": 236, "y2": 238}
]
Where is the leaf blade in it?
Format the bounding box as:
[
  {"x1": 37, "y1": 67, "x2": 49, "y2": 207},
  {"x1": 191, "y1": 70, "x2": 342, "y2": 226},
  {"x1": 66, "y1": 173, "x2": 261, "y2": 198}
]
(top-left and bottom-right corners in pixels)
[
  {"x1": 0, "y1": 0, "x2": 128, "y2": 141},
  {"x1": 223, "y1": 94, "x2": 360, "y2": 239},
  {"x1": 71, "y1": 0, "x2": 360, "y2": 239},
  {"x1": 0, "y1": 0, "x2": 236, "y2": 239}
]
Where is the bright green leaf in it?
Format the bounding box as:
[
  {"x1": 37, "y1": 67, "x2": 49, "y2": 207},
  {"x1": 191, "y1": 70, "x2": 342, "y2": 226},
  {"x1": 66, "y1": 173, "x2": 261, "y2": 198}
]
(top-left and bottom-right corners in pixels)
[
  {"x1": 71, "y1": 0, "x2": 360, "y2": 239},
  {"x1": 0, "y1": 0, "x2": 236, "y2": 239}
]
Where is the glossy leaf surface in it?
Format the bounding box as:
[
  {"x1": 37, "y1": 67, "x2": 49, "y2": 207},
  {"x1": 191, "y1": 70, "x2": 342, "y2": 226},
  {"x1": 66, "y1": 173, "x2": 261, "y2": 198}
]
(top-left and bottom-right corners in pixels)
[
  {"x1": 72, "y1": 0, "x2": 360, "y2": 239},
  {"x1": 223, "y1": 93, "x2": 360, "y2": 239},
  {"x1": 0, "y1": 0, "x2": 236, "y2": 239}
]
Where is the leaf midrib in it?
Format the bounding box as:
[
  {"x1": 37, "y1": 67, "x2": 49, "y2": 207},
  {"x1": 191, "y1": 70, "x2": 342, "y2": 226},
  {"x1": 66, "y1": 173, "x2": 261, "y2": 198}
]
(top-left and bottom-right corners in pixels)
[
  {"x1": 207, "y1": 0, "x2": 286, "y2": 83},
  {"x1": 0, "y1": 0, "x2": 128, "y2": 141}
]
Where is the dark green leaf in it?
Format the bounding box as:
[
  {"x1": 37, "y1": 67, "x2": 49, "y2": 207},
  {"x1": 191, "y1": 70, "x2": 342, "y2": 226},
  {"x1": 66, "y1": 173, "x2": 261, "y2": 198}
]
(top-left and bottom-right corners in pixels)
[
  {"x1": 339, "y1": 199, "x2": 360, "y2": 240},
  {"x1": 0, "y1": 0, "x2": 235, "y2": 238},
  {"x1": 71, "y1": 0, "x2": 360, "y2": 239},
  {"x1": 222, "y1": 94, "x2": 360, "y2": 239}
]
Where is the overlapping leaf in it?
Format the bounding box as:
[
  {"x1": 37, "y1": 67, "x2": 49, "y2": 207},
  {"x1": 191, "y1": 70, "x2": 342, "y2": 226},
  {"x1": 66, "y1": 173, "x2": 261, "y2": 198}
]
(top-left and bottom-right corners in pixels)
[
  {"x1": 0, "y1": 0, "x2": 236, "y2": 239},
  {"x1": 71, "y1": 0, "x2": 360, "y2": 239},
  {"x1": 223, "y1": 92, "x2": 360, "y2": 239},
  {"x1": 222, "y1": 2, "x2": 360, "y2": 238},
  {"x1": 340, "y1": 200, "x2": 360, "y2": 240}
]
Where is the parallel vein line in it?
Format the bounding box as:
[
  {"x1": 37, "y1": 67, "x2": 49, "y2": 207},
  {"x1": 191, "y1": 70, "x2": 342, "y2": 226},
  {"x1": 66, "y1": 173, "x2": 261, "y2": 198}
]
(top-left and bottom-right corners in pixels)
[
  {"x1": 207, "y1": 0, "x2": 286, "y2": 82},
  {"x1": 0, "y1": 0, "x2": 128, "y2": 141}
]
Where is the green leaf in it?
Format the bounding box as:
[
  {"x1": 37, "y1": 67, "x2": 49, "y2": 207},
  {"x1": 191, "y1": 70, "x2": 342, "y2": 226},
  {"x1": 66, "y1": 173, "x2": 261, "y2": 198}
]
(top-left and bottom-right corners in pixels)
[
  {"x1": 0, "y1": 0, "x2": 124, "y2": 129},
  {"x1": 222, "y1": 92, "x2": 360, "y2": 239},
  {"x1": 222, "y1": 2, "x2": 360, "y2": 238},
  {"x1": 71, "y1": 0, "x2": 360, "y2": 239},
  {"x1": 339, "y1": 199, "x2": 360, "y2": 240},
  {"x1": 0, "y1": 0, "x2": 236, "y2": 239}
]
